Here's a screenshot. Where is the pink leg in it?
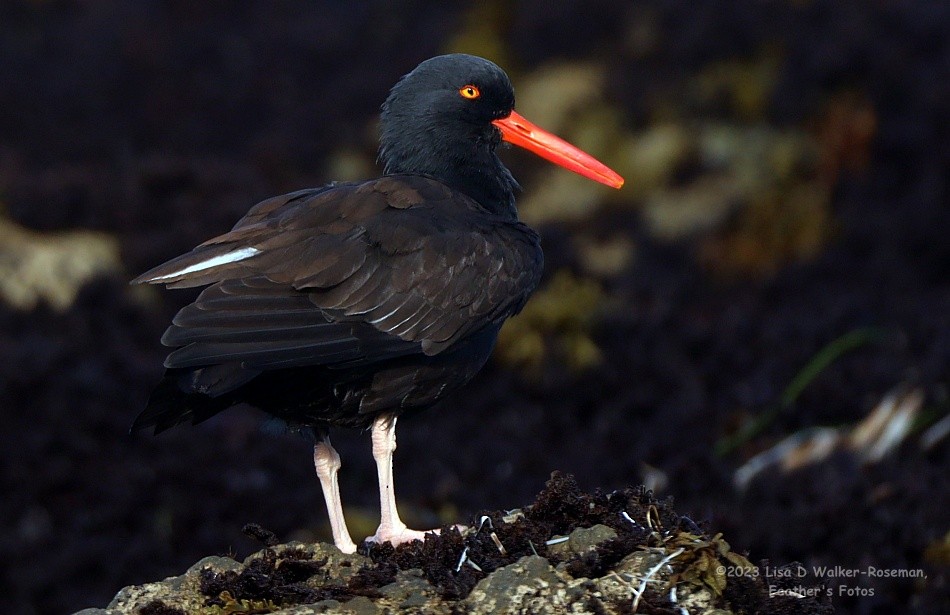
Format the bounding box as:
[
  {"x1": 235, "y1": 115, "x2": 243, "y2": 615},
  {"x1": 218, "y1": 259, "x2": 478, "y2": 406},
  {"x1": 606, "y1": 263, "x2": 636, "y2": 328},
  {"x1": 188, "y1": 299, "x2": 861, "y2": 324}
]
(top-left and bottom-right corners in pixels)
[
  {"x1": 313, "y1": 439, "x2": 357, "y2": 554},
  {"x1": 367, "y1": 415, "x2": 438, "y2": 547}
]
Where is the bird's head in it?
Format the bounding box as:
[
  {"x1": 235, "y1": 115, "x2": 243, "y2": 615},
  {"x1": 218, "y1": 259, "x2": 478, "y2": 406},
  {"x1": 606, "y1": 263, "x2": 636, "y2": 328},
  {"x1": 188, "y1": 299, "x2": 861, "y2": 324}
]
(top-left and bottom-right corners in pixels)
[{"x1": 379, "y1": 54, "x2": 622, "y2": 213}]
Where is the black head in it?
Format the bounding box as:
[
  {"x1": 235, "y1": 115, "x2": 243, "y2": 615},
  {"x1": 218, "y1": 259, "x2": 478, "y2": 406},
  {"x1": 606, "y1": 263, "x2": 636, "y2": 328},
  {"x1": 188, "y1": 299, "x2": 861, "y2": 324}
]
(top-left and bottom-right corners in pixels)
[{"x1": 379, "y1": 54, "x2": 520, "y2": 215}]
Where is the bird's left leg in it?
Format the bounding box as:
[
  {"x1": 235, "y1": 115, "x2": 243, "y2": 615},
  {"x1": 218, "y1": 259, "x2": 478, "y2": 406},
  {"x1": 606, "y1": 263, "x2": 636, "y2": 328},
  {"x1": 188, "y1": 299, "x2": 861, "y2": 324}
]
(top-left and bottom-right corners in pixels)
[{"x1": 367, "y1": 414, "x2": 438, "y2": 547}]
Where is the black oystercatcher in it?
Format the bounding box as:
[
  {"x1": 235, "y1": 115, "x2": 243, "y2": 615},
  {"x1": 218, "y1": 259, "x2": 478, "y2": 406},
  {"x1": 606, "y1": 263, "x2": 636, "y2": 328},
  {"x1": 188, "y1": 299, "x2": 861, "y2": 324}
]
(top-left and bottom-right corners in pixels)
[{"x1": 133, "y1": 54, "x2": 623, "y2": 553}]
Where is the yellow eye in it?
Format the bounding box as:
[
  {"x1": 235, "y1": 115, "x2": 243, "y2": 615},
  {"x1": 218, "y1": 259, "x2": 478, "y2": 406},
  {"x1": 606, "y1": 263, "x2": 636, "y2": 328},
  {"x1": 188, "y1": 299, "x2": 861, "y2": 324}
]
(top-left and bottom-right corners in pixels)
[{"x1": 459, "y1": 85, "x2": 480, "y2": 99}]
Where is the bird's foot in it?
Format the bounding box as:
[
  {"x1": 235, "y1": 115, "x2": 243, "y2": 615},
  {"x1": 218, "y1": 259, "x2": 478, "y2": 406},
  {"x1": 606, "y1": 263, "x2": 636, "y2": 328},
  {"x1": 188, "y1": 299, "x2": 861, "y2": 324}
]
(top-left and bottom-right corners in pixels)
[
  {"x1": 366, "y1": 524, "x2": 439, "y2": 548},
  {"x1": 365, "y1": 523, "x2": 472, "y2": 548}
]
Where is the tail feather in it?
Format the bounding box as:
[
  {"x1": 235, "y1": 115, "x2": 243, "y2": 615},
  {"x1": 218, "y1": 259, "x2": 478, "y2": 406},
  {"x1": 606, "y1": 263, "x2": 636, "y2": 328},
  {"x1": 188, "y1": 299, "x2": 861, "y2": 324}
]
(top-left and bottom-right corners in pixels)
[{"x1": 132, "y1": 365, "x2": 257, "y2": 434}]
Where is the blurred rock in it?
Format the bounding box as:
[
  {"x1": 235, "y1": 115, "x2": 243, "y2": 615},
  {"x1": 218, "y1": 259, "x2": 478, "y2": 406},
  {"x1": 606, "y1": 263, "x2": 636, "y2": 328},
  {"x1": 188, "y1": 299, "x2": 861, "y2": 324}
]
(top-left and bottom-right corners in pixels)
[
  {"x1": 519, "y1": 167, "x2": 614, "y2": 225},
  {"x1": 514, "y1": 62, "x2": 624, "y2": 225},
  {"x1": 518, "y1": 63, "x2": 603, "y2": 126},
  {"x1": 506, "y1": 49, "x2": 837, "y2": 279},
  {"x1": 642, "y1": 175, "x2": 742, "y2": 240},
  {"x1": 443, "y1": 1, "x2": 512, "y2": 69},
  {"x1": 641, "y1": 124, "x2": 824, "y2": 240},
  {"x1": 815, "y1": 91, "x2": 877, "y2": 184},
  {"x1": 496, "y1": 270, "x2": 604, "y2": 373},
  {"x1": 324, "y1": 147, "x2": 377, "y2": 183},
  {"x1": 700, "y1": 180, "x2": 832, "y2": 276},
  {"x1": 0, "y1": 218, "x2": 120, "y2": 310},
  {"x1": 574, "y1": 233, "x2": 636, "y2": 278},
  {"x1": 615, "y1": 124, "x2": 692, "y2": 199},
  {"x1": 694, "y1": 54, "x2": 781, "y2": 121}
]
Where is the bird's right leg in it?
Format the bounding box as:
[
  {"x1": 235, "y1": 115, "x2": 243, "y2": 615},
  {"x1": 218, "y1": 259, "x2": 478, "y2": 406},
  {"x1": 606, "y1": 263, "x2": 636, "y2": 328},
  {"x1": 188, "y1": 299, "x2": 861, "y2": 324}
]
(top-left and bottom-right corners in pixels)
[{"x1": 313, "y1": 438, "x2": 357, "y2": 554}]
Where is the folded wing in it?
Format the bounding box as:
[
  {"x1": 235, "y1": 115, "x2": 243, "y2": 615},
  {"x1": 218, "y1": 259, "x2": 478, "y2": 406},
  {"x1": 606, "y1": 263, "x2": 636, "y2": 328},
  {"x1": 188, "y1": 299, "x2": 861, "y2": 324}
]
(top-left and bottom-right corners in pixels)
[{"x1": 134, "y1": 175, "x2": 543, "y2": 371}]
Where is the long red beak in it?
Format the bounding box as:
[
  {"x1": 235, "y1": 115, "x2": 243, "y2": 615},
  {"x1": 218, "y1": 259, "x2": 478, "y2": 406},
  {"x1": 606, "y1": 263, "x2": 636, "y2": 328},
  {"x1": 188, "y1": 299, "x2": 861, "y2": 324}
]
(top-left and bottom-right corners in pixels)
[{"x1": 492, "y1": 110, "x2": 624, "y2": 189}]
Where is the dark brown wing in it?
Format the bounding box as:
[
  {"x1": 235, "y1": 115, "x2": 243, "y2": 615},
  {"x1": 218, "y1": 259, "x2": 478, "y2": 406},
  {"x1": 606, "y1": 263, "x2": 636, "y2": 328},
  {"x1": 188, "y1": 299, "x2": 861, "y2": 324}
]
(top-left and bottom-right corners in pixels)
[
  {"x1": 158, "y1": 277, "x2": 420, "y2": 370},
  {"x1": 134, "y1": 175, "x2": 543, "y2": 369}
]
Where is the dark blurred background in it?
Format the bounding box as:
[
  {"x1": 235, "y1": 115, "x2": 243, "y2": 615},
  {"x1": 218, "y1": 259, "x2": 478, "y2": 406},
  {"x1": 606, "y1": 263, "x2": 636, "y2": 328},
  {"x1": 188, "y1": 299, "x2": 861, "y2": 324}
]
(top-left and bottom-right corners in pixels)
[{"x1": 1, "y1": 1, "x2": 947, "y2": 613}]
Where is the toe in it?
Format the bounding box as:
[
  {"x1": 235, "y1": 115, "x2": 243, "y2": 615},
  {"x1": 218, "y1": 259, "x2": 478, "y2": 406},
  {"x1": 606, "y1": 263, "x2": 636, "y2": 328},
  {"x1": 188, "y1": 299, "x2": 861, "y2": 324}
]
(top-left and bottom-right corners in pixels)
[{"x1": 367, "y1": 526, "x2": 439, "y2": 547}]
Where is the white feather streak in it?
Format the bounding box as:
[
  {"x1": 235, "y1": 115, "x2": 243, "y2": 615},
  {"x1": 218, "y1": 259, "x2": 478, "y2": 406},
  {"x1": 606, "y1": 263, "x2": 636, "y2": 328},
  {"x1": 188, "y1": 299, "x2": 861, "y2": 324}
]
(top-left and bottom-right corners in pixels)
[{"x1": 150, "y1": 247, "x2": 260, "y2": 281}]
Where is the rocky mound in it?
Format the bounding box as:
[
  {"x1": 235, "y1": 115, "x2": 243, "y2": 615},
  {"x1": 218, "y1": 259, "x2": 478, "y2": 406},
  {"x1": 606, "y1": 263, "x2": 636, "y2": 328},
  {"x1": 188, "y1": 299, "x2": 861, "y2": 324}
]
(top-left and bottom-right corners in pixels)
[{"x1": 77, "y1": 474, "x2": 832, "y2": 614}]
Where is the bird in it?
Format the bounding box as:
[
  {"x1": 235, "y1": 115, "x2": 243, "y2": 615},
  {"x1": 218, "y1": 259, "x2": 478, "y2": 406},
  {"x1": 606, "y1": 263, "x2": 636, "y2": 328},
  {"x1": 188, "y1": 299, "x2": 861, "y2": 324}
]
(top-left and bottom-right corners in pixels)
[{"x1": 132, "y1": 54, "x2": 623, "y2": 554}]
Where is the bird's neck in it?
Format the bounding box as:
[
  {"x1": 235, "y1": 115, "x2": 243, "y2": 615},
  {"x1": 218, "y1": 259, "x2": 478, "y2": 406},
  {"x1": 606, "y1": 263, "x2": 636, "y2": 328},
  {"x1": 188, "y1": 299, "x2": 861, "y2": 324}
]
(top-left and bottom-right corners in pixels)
[{"x1": 379, "y1": 133, "x2": 519, "y2": 218}]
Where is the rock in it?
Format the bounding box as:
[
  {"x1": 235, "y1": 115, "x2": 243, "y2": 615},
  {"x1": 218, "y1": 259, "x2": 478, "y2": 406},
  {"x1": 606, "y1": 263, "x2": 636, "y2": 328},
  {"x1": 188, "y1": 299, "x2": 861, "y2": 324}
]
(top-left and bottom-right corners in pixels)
[
  {"x1": 548, "y1": 524, "x2": 618, "y2": 558},
  {"x1": 338, "y1": 595, "x2": 379, "y2": 615},
  {"x1": 83, "y1": 539, "x2": 785, "y2": 615},
  {"x1": 462, "y1": 555, "x2": 570, "y2": 615},
  {"x1": 246, "y1": 541, "x2": 370, "y2": 584},
  {"x1": 105, "y1": 555, "x2": 241, "y2": 614},
  {"x1": 0, "y1": 218, "x2": 120, "y2": 311},
  {"x1": 189, "y1": 554, "x2": 244, "y2": 576},
  {"x1": 281, "y1": 600, "x2": 341, "y2": 614},
  {"x1": 81, "y1": 476, "x2": 832, "y2": 615},
  {"x1": 379, "y1": 569, "x2": 440, "y2": 609}
]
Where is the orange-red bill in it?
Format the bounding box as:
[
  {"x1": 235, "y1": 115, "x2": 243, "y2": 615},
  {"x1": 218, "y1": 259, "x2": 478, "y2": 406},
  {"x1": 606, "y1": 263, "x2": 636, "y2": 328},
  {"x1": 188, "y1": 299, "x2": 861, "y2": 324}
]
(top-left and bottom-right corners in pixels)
[{"x1": 492, "y1": 110, "x2": 624, "y2": 189}]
